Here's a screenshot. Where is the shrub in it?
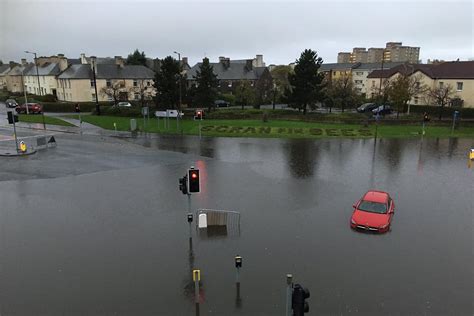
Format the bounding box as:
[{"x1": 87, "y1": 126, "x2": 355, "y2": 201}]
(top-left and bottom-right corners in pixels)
[{"x1": 402, "y1": 104, "x2": 474, "y2": 119}]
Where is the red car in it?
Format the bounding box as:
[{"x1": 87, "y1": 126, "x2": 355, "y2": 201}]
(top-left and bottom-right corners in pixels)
[
  {"x1": 350, "y1": 190, "x2": 395, "y2": 233},
  {"x1": 15, "y1": 103, "x2": 43, "y2": 114}
]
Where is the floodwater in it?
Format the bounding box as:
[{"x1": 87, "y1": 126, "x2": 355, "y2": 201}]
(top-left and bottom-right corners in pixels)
[{"x1": 0, "y1": 135, "x2": 473, "y2": 315}]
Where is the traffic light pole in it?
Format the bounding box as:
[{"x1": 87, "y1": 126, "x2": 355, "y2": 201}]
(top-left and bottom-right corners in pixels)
[
  {"x1": 12, "y1": 119, "x2": 19, "y2": 153},
  {"x1": 286, "y1": 274, "x2": 293, "y2": 316}
]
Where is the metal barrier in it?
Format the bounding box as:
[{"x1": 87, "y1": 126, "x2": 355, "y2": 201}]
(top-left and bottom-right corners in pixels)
[{"x1": 195, "y1": 209, "x2": 241, "y2": 239}]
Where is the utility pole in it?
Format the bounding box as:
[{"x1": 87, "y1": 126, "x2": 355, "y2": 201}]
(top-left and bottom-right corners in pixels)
[
  {"x1": 25, "y1": 50, "x2": 45, "y2": 129},
  {"x1": 378, "y1": 50, "x2": 385, "y2": 104},
  {"x1": 91, "y1": 56, "x2": 100, "y2": 115},
  {"x1": 21, "y1": 68, "x2": 29, "y2": 114}
]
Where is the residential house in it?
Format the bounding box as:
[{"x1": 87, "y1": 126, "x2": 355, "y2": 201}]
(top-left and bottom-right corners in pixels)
[
  {"x1": 57, "y1": 56, "x2": 155, "y2": 102},
  {"x1": 186, "y1": 55, "x2": 270, "y2": 94},
  {"x1": 5, "y1": 60, "x2": 34, "y2": 93},
  {"x1": 23, "y1": 54, "x2": 70, "y2": 97},
  {"x1": 0, "y1": 63, "x2": 15, "y2": 90},
  {"x1": 351, "y1": 62, "x2": 403, "y2": 95},
  {"x1": 366, "y1": 61, "x2": 474, "y2": 107},
  {"x1": 319, "y1": 63, "x2": 360, "y2": 82}
]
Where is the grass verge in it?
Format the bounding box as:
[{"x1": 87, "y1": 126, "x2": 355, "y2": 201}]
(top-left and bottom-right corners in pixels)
[
  {"x1": 66, "y1": 115, "x2": 474, "y2": 139},
  {"x1": 19, "y1": 114, "x2": 74, "y2": 127}
]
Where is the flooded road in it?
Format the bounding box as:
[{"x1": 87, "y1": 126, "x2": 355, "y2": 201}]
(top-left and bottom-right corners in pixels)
[{"x1": 0, "y1": 135, "x2": 473, "y2": 315}]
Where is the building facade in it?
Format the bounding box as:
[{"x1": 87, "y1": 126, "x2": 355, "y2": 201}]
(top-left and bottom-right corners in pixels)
[{"x1": 338, "y1": 42, "x2": 420, "y2": 64}]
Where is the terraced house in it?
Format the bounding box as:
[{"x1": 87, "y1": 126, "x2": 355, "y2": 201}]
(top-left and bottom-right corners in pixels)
[
  {"x1": 366, "y1": 61, "x2": 474, "y2": 107},
  {"x1": 23, "y1": 54, "x2": 70, "y2": 97},
  {"x1": 56, "y1": 56, "x2": 155, "y2": 103}
]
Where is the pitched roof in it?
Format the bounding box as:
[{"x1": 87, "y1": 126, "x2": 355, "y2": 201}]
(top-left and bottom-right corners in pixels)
[
  {"x1": 319, "y1": 63, "x2": 360, "y2": 72},
  {"x1": 367, "y1": 61, "x2": 474, "y2": 79},
  {"x1": 0, "y1": 65, "x2": 11, "y2": 75},
  {"x1": 187, "y1": 61, "x2": 266, "y2": 80},
  {"x1": 24, "y1": 62, "x2": 61, "y2": 76},
  {"x1": 57, "y1": 64, "x2": 155, "y2": 79},
  {"x1": 6, "y1": 64, "x2": 35, "y2": 76},
  {"x1": 355, "y1": 62, "x2": 405, "y2": 70}
]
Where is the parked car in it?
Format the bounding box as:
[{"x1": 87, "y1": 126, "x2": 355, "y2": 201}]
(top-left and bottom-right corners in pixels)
[
  {"x1": 350, "y1": 190, "x2": 395, "y2": 233},
  {"x1": 116, "y1": 102, "x2": 132, "y2": 107},
  {"x1": 372, "y1": 105, "x2": 392, "y2": 116},
  {"x1": 15, "y1": 103, "x2": 43, "y2": 114},
  {"x1": 356, "y1": 102, "x2": 378, "y2": 113},
  {"x1": 214, "y1": 100, "x2": 230, "y2": 108},
  {"x1": 5, "y1": 99, "x2": 18, "y2": 108}
]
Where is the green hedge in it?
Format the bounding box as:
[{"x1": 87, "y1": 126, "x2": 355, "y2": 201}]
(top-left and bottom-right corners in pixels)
[{"x1": 402, "y1": 104, "x2": 474, "y2": 118}]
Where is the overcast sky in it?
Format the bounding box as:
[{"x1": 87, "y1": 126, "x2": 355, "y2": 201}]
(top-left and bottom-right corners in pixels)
[{"x1": 1, "y1": 0, "x2": 472, "y2": 66}]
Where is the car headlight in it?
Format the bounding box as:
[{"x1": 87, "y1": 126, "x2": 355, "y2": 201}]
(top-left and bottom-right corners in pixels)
[{"x1": 351, "y1": 218, "x2": 357, "y2": 224}]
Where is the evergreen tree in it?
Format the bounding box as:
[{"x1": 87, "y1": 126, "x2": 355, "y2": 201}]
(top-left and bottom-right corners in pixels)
[
  {"x1": 153, "y1": 56, "x2": 181, "y2": 109},
  {"x1": 287, "y1": 49, "x2": 325, "y2": 114},
  {"x1": 126, "y1": 49, "x2": 147, "y2": 66},
  {"x1": 193, "y1": 58, "x2": 218, "y2": 112}
]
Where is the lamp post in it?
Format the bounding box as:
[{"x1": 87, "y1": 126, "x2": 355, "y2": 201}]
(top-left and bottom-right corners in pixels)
[
  {"x1": 21, "y1": 68, "x2": 29, "y2": 114},
  {"x1": 174, "y1": 51, "x2": 182, "y2": 131},
  {"x1": 90, "y1": 57, "x2": 100, "y2": 115},
  {"x1": 25, "y1": 50, "x2": 45, "y2": 129}
]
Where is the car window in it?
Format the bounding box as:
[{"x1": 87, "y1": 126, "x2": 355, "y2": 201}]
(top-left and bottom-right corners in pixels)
[{"x1": 358, "y1": 201, "x2": 387, "y2": 214}]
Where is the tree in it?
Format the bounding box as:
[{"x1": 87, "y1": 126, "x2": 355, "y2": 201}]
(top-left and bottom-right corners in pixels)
[
  {"x1": 129, "y1": 80, "x2": 155, "y2": 107},
  {"x1": 426, "y1": 83, "x2": 455, "y2": 120},
  {"x1": 270, "y1": 65, "x2": 293, "y2": 109},
  {"x1": 153, "y1": 56, "x2": 181, "y2": 109},
  {"x1": 235, "y1": 80, "x2": 256, "y2": 110},
  {"x1": 388, "y1": 73, "x2": 425, "y2": 118},
  {"x1": 100, "y1": 80, "x2": 126, "y2": 104},
  {"x1": 286, "y1": 49, "x2": 325, "y2": 114},
  {"x1": 0, "y1": 60, "x2": 3, "y2": 66},
  {"x1": 126, "y1": 49, "x2": 147, "y2": 66},
  {"x1": 193, "y1": 58, "x2": 218, "y2": 112},
  {"x1": 324, "y1": 75, "x2": 359, "y2": 113},
  {"x1": 254, "y1": 69, "x2": 273, "y2": 109}
]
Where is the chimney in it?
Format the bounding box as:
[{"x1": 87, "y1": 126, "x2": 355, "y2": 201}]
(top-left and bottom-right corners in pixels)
[
  {"x1": 255, "y1": 54, "x2": 264, "y2": 67},
  {"x1": 221, "y1": 57, "x2": 230, "y2": 69},
  {"x1": 80, "y1": 53, "x2": 87, "y2": 64},
  {"x1": 90, "y1": 56, "x2": 98, "y2": 74},
  {"x1": 182, "y1": 57, "x2": 188, "y2": 66},
  {"x1": 219, "y1": 56, "x2": 226, "y2": 62},
  {"x1": 21, "y1": 58, "x2": 27, "y2": 66},
  {"x1": 245, "y1": 59, "x2": 253, "y2": 71},
  {"x1": 59, "y1": 55, "x2": 68, "y2": 71},
  {"x1": 115, "y1": 56, "x2": 124, "y2": 68}
]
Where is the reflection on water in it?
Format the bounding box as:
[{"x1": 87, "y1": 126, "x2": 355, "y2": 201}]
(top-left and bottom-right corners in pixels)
[{"x1": 285, "y1": 139, "x2": 318, "y2": 178}]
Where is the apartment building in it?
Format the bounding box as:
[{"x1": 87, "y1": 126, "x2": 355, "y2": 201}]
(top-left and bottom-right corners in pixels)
[{"x1": 338, "y1": 42, "x2": 420, "y2": 64}]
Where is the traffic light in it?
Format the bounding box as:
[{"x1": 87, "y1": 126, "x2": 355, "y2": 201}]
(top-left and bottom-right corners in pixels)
[
  {"x1": 292, "y1": 284, "x2": 310, "y2": 316},
  {"x1": 179, "y1": 175, "x2": 188, "y2": 195},
  {"x1": 188, "y1": 168, "x2": 200, "y2": 193},
  {"x1": 7, "y1": 111, "x2": 18, "y2": 124}
]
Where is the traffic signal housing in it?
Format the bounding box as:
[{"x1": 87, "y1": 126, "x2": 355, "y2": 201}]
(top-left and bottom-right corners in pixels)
[
  {"x1": 179, "y1": 175, "x2": 188, "y2": 195},
  {"x1": 7, "y1": 111, "x2": 19, "y2": 124},
  {"x1": 194, "y1": 109, "x2": 203, "y2": 120},
  {"x1": 188, "y1": 168, "x2": 200, "y2": 193},
  {"x1": 292, "y1": 284, "x2": 310, "y2": 316}
]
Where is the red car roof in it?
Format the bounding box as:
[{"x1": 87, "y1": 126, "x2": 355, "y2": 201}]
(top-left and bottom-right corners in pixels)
[{"x1": 363, "y1": 190, "x2": 389, "y2": 203}]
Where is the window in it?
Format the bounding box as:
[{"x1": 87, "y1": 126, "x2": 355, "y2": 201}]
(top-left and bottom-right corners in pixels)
[
  {"x1": 439, "y1": 82, "x2": 444, "y2": 88},
  {"x1": 372, "y1": 80, "x2": 376, "y2": 87},
  {"x1": 356, "y1": 72, "x2": 363, "y2": 76},
  {"x1": 107, "y1": 95, "x2": 113, "y2": 101},
  {"x1": 42, "y1": 76, "x2": 45, "y2": 83},
  {"x1": 90, "y1": 79, "x2": 95, "y2": 87},
  {"x1": 355, "y1": 80, "x2": 363, "y2": 84},
  {"x1": 92, "y1": 93, "x2": 96, "y2": 102},
  {"x1": 134, "y1": 93, "x2": 140, "y2": 100},
  {"x1": 106, "y1": 80, "x2": 111, "y2": 87},
  {"x1": 133, "y1": 80, "x2": 138, "y2": 87},
  {"x1": 457, "y1": 82, "x2": 463, "y2": 91},
  {"x1": 68, "y1": 79, "x2": 71, "y2": 88},
  {"x1": 147, "y1": 81, "x2": 151, "y2": 86},
  {"x1": 415, "y1": 82, "x2": 420, "y2": 88},
  {"x1": 414, "y1": 96, "x2": 419, "y2": 105},
  {"x1": 333, "y1": 71, "x2": 336, "y2": 76}
]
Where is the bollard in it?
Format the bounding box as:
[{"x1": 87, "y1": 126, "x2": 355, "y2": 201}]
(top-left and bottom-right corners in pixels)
[
  {"x1": 193, "y1": 269, "x2": 201, "y2": 304},
  {"x1": 235, "y1": 255, "x2": 242, "y2": 308},
  {"x1": 286, "y1": 274, "x2": 293, "y2": 316}
]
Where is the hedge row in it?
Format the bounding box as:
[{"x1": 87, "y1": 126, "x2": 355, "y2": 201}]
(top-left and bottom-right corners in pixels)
[{"x1": 402, "y1": 104, "x2": 474, "y2": 118}]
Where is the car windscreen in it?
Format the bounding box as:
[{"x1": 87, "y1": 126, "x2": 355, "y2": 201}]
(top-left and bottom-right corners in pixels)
[{"x1": 358, "y1": 201, "x2": 387, "y2": 214}]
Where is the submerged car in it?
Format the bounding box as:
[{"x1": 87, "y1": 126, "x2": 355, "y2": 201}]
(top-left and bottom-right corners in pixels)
[
  {"x1": 5, "y1": 99, "x2": 18, "y2": 108},
  {"x1": 356, "y1": 102, "x2": 378, "y2": 113},
  {"x1": 372, "y1": 105, "x2": 392, "y2": 116},
  {"x1": 350, "y1": 190, "x2": 395, "y2": 233},
  {"x1": 116, "y1": 101, "x2": 132, "y2": 107},
  {"x1": 15, "y1": 103, "x2": 43, "y2": 114}
]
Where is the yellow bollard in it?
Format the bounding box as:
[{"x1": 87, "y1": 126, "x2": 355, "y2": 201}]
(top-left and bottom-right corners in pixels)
[{"x1": 19, "y1": 141, "x2": 27, "y2": 153}]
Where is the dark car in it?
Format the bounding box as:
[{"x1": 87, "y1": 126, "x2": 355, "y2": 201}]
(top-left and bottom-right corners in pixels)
[
  {"x1": 356, "y1": 102, "x2": 378, "y2": 113},
  {"x1": 15, "y1": 103, "x2": 43, "y2": 114},
  {"x1": 214, "y1": 100, "x2": 229, "y2": 108},
  {"x1": 5, "y1": 99, "x2": 18, "y2": 108},
  {"x1": 372, "y1": 105, "x2": 392, "y2": 116}
]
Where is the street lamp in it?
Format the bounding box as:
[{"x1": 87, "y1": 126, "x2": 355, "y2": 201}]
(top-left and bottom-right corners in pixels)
[
  {"x1": 174, "y1": 51, "x2": 183, "y2": 131},
  {"x1": 25, "y1": 50, "x2": 45, "y2": 129}
]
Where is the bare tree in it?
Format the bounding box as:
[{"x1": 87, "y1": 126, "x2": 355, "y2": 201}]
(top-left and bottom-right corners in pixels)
[
  {"x1": 129, "y1": 79, "x2": 155, "y2": 107},
  {"x1": 426, "y1": 83, "x2": 455, "y2": 120},
  {"x1": 388, "y1": 73, "x2": 426, "y2": 118},
  {"x1": 100, "y1": 80, "x2": 126, "y2": 104},
  {"x1": 325, "y1": 75, "x2": 359, "y2": 112}
]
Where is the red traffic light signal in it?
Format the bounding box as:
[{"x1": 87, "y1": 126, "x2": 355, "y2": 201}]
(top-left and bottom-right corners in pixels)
[{"x1": 188, "y1": 169, "x2": 200, "y2": 193}]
